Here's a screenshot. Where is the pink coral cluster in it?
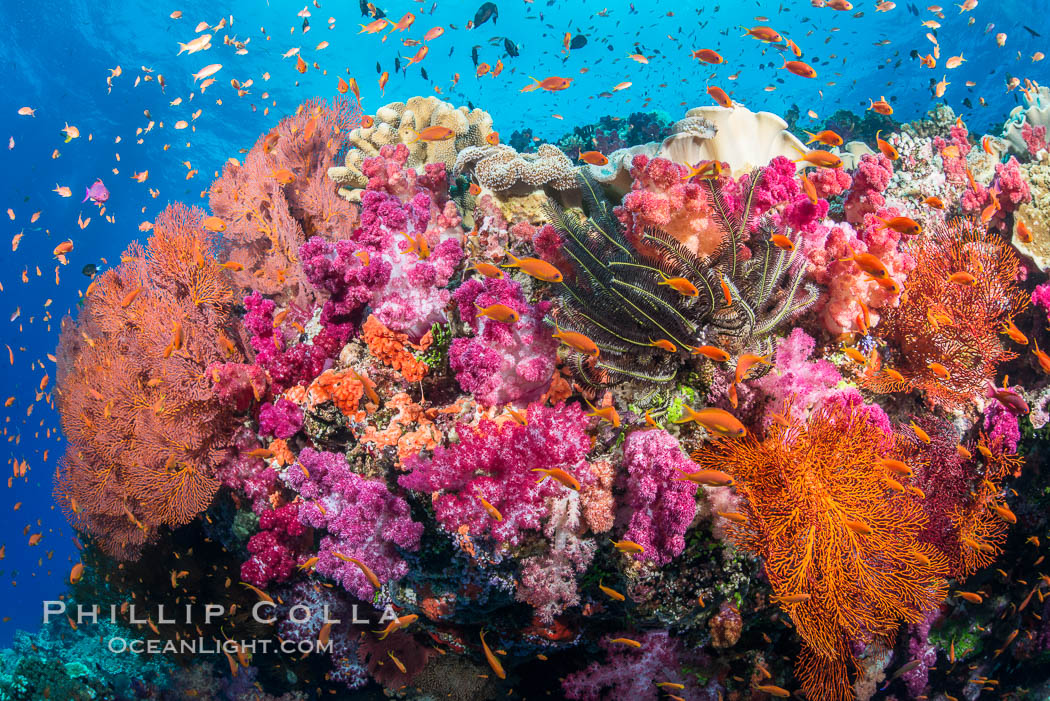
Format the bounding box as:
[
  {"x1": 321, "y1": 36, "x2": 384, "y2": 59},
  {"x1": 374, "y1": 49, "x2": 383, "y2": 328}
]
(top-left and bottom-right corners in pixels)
[
  {"x1": 843, "y1": 153, "x2": 894, "y2": 225},
  {"x1": 358, "y1": 144, "x2": 465, "y2": 341},
  {"x1": 750, "y1": 328, "x2": 843, "y2": 421},
  {"x1": 799, "y1": 206, "x2": 915, "y2": 335},
  {"x1": 620, "y1": 429, "x2": 699, "y2": 565},
  {"x1": 1022, "y1": 123, "x2": 1049, "y2": 158},
  {"x1": 723, "y1": 156, "x2": 829, "y2": 234},
  {"x1": 241, "y1": 503, "x2": 307, "y2": 588},
  {"x1": 959, "y1": 157, "x2": 1031, "y2": 229},
  {"x1": 399, "y1": 402, "x2": 591, "y2": 546},
  {"x1": 616, "y1": 154, "x2": 723, "y2": 257},
  {"x1": 449, "y1": 277, "x2": 558, "y2": 407}
]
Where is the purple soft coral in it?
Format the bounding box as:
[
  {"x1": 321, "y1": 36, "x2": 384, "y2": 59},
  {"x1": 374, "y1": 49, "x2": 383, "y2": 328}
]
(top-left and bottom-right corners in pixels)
[
  {"x1": 282, "y1": 448, "x2": 423, "y2": 598},
  {"x1": 449, "y1": 277, "x2": 558, "y2": 407}
]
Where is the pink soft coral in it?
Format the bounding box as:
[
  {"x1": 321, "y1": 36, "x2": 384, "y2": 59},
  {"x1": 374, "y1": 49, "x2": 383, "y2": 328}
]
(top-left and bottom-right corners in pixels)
[
  {"x1": 449, "y1": 277, "x2": 558, "y2": 407},
  {"x1": 616, "y1": 154, "x2": 724, "y2": 257},
  {"x1": 399, "y1": 402, "x2": 591, "y2": 547},
  {"x1": 844, "y1": 153, "x2": 894, "y2": 225}
]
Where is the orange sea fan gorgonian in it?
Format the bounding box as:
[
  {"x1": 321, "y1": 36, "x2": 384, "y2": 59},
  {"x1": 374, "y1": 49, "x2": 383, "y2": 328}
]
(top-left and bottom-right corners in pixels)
[
  {"x1": 54, "y1": 204, "x2": 247, "y2": 558},
  {"x1": 691, "y1": 398, "x2": 949, "y2": 701},
  {"x1": 861, "y1": 218, "x2": 1026, "y2": 411}
]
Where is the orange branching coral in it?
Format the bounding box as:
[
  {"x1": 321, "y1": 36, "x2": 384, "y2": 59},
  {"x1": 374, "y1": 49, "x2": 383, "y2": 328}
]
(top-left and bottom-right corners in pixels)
[
  {"x1": 361, "y1": 315, "x2": 429, "y2": 383},
  {"x1": 692, "y1": 400, "x2": 949, "y2": 701},
  {"x1": 861, "y1": 218, "x2": 1026, "y2": 410},
  {"x1": 209, "y1": 98, "x2": 362, "y2": 307},
  {"x1": 53, "y1": 204, "x2": 246, "y2": 559}
]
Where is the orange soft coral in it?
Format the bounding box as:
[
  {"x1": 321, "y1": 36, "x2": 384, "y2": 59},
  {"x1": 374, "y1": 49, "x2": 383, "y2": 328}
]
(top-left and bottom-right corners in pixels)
[
  {"x1": 362, "y1": 315, "x2": 428, "y2": 383},
  {"x1": 307, "y1": 369, "x2": 366, "y2": 418},
  {"x1": 359, "y1": 392, "x2": 439, "y2": 465}
]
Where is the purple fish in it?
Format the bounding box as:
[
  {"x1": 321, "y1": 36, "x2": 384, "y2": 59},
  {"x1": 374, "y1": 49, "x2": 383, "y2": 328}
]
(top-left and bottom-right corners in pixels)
[
  {"x1": 987, "y1": 382, "x2": 1029, "y2": 416},
  {"x1": 82, "y1": 179, "x2": 109, "y2": 204}
]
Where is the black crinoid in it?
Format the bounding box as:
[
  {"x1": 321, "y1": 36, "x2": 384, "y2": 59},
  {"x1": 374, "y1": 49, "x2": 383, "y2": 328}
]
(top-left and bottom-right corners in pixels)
[{"x1": 544, "y1": 168, "x2": 818, "y2": 389}]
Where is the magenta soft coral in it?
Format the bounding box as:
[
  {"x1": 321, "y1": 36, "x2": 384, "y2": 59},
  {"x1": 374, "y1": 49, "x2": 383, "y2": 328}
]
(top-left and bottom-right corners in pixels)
[
  {"x1": 449, "y1": 277, "x2": 558, "y2": 406},
  {"x1": 399, "y1": 402, "x2": 591, "y2": 547},
  {"x1": 282, "y1": 448, "x2": 423, "y2": 599},
  {"x1": 959, "y1": 157, "x2": 1031, "y2": 229},
  {"x1": 241, "y1": 503, "x2": 307, "y2": 588},
  {"x1": 620, "y1": 429, "x2": 698, "y2": 565}
]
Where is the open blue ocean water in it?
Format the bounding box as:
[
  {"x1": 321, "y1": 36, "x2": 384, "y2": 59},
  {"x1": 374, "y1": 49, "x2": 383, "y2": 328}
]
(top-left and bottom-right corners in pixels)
[{"x1": 0, "y1": 0, "x2": 1047, "y2": 697}]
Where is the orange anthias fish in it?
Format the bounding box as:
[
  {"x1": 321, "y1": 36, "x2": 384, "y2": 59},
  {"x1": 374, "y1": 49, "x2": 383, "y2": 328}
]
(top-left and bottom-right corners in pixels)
[
  {"x1": 692, "y1": 49, "x2": 724, "y2": 64},
  {"x1": 707, "y1": 85, "x2": 733, "y2": 108},
  {"x1": 658, "y1": 272, "x2": 699, "y2": 297},
  {"x1": 584, "y1": 397, "x2": 621, "y2": 427},
  {"x1": 876, "y1": 215, "x2": 921, "y2": 236},
  {"x1": 782, "y1": 58, "x2": 817, "y2": 78},
  {"x1": 875, "y1": 131, "x2": 899, "y2": 160},
  {"x1": 407, "y1": 126, "x2": 454, "y2": 143},
  {"x1": 673, "y1": 406, "x2": 747, "y2": 437},
  {"x1": 501, "y1": 253, "x2": 563, "y2": 282},
  {"x1": 480, "y1": 631, "x2": 506, "y2": 679},
  {"x1": 526, "y1": 75, "x2": 573, "y2": 91},
  {"x1": 840, "y1": 250, "x2": 890, "y2": 279},
  {"x1": 804, "y1": 129, "x2": 843, "y2": 146},
  {"x1": 474, "y1": 303, "x2": 520, "y2": 324},
  {"x1": 579, "y1": 150, "x2": 609, "y2": 166},
  {"x1": 532, "y1": 467, "x2": 581, "y2": 490},
  {"x1": 792, "y1": 148, "x2": 843, "y2": 169},
  {"x1": 475, "y1": 492, "x2": 503, "y2": 521},
  {"x1": 690, "y1": 345, "x2": 730, "y2": 362},
  {"x1": 552, "y1": 323, "x2": 599, "y2": 357},
  {"x1": 673, "y1": 467, "x2": 735, "y2": 486},
  {"x1": 744, "y1": 26, "x2": 782, "y2": 42},
  {"x1": 868, "y1": 96, "x2": 894, "y2": 115},
  {"x1": 735, "y1": 353, "x2": 771, "y2": 384},
  {"x1": 682, "y1": 160, "x2": 722, "y2": 181}
]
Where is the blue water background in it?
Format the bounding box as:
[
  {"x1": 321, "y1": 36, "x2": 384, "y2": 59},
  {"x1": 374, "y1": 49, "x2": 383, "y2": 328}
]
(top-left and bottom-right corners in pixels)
[{"x1": 0, "y1": 0, "x2": 1042, "y2": 645}]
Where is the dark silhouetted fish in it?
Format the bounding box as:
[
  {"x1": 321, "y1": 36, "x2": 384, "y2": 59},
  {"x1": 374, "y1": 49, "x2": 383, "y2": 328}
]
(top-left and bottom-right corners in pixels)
[
  {"x1": 570, "y1": 34, "x2": 588, "y2": 49},
  {"x1": 504, "y1": 37, "x2": 519, "y2": 56},
  {"x1": 82, "y1": 263, "x2": 97, "y2": 278},
  {"x1": 472, "y1": 45, "x2": 480, "y2": 65},
  {"x1": 1024, "y1": 25, "x2": 1042, "y2": 37},
  {"x1": 474, "y1": 2, "x2": 498, "y2": 27}
]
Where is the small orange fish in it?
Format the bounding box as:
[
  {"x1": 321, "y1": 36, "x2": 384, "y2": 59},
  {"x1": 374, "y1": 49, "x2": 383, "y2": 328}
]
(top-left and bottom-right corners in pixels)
[
  {"x1": 598, "y1": 583, "x2": 626, "y2": 601},
  {"x1": 781, "y1": 58, "x2": 817, "y2": 78},
  {"x1": 880, "y1": 457, "x2": 913, "y2": 477},
  {"x1": 584, "y1": 397, "x2": 621, "y2": 427},
  {"x1": 875, "y1": 130, "x2": 899, "y2": 160},
  {"x1": 532, "y1": 468, "x2": 581, "y2": 490},
  {"x1": 923, "y1": 196, "x2": 945, "y2": 209},
  {"x1": 956, "y1": 591, "x2": 983, "y2": 604},
  {"x1": 910, "y1": 421, "x2": 931, "y2": 444},
  {"x1": 1001, "y1": 319, "x2": 1028, "y2": 345},
  {"x1": 657, "y1": 273, "x2": 699, "y2": 297},
  {"x1": 610, "y1": 539, "x2": 645, "y2": 554},
  {"x1": 501, "y1": 253, "x2": 563, "y2": 282},
  {"x1": 793, "y1": 148, "x2": 843, "y2": 168},
  {"x1": 744, "y1": 26, "x2": 782, "y2": 42},
  {"x1": 673, "y1": 467, "x2": 735, "y2": 487},
  {"x1": 552, "y1": 324, "x2": 598, "y2": 356},
  {"x1": 735, "y1": 353, "x2": 771, "y2": 384},
  {"x1": 486, "y1": 131, "x2": 500, "y2": 146},
  {"x1": 408, "y1": 126, "x2": 454, "y2": 143},
  {"x1": 475, "y1": 492, "x2": 503, "y2": 521},
  {"x1": 690, "y1": 345, "x2": 730, "y2": 362},
  {"x1": 474, "y1": 303, "x2": 519, "y2": 324},
  {"x1": 609, "y1": 637, "x2": 643, "y2": 648},
  {"x1": 876, "y1": 215, "x2": 922, "y2": 236},
  {"x1": 844, "y1": 519, "x2": 872, "y2": 536},
  {"x1": 1033, "y1": 340, "x2": 1050, "y2": 373},
  {"x1": 927, "y1": 360, "x2": 951, "y2": 380},
  {"x1": 469, "y1": 261, "x2": 504, "y2": 279},
  {"x1": 272, "y1": 169, "x2": 295, "y2": 184},
  {"x1": 648, "y1": 338, "x2": 678, "y2": 353},
  {"x1": 691, "y1": 49, "x2": 724, "y2": 63},
  {"x1": 803, "y1": 129, "x2": 844, "y2": 146},
  {"x1": 202, "y1": 216, "x2": 226, "y2": 232},
  {"x1": 468, "y1": 182, "x2": 481, "y2": 196},
  {"x1": 527, "y1": 75, "x2": 573, "y2": 92},
  {"x1": 770, "y1": 234, "x2": 794, "y2": 251},
  {"x1": 755, "y1": 685, "x2": 791, "y2": 698},
  {"x1": 800, "y1": 173, "x2": 818, "y2": 203},
  {"x1": 840, "y1": 250, "x2": 890, "y2": 279},
  {"x1": 868, "y1": 96, "x2": 894, "y2": 115},
  {"x1": 673, "y1": 407, "x2": 747, "y2": 437},
  {"x1": 682, "y1": 160, "x2": 722, "y2": 181},
  {"x1": 843, "y1": 347, "x2": 867, "y2": 364},
  {"x1": 948, "y1": 271, "x2": 976, "y2": 286},
  {"x1": 579, "y1": 150, "x2": 609, "y2": 166},
  {"x1": 707, "y1": 85, "x2": 733, "y2": 108}
]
